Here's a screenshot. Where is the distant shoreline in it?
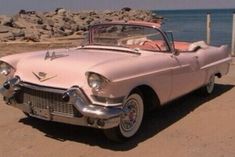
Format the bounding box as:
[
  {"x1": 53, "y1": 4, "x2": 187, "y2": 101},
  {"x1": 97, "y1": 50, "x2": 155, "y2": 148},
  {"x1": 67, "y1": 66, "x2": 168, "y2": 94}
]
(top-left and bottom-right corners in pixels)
[{"x1": 1, "y1": 8, "x2": 235, "y2": 15}]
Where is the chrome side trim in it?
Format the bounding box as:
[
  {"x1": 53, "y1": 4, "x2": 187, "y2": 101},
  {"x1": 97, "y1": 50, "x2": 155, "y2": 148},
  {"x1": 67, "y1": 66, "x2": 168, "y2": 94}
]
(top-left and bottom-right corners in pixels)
[{"x1": 200, "y1": 57, "x2": 232, "y2": 70}]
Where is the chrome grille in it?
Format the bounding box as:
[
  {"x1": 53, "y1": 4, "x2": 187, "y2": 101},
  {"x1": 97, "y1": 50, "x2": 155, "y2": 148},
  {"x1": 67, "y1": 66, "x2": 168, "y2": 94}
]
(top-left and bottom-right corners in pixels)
[{"x1": 19, "y1": 84, "x2": 81, "y2": 117}]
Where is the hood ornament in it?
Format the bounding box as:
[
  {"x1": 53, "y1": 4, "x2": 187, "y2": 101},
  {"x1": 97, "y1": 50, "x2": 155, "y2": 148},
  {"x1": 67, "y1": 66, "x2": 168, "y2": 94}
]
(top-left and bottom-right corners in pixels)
[
  {"x1": 45, "y1": 49, "x2": 69, "y2": 60},
  {"x1": 33, "y1": 72, "x2": 57, "y2": 82}
]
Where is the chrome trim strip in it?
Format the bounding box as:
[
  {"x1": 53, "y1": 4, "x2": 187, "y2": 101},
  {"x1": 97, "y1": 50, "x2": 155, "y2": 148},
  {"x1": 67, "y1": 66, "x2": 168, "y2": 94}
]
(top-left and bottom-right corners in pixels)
[
  {"x1": 91, "y1": 95, "x2": 125, "y2": 104},
  {"x1": 92, "y1": 101, "x2": 123, "y2": 107},
  {"x1": 79, "y1": 46, "x2": 141, "y2": 55},
  {"x1": 20, "y1": 82, "x2": 66, "y2": 94},
  {"x1": 200, "y1": 57, "x2": 232, "y2": 70}
]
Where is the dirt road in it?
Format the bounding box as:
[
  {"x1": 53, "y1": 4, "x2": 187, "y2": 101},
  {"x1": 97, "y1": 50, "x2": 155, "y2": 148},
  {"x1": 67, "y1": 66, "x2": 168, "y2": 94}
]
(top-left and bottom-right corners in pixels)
[{"x1": 0, "y1": 45, "x2": 234, "y2": 157}]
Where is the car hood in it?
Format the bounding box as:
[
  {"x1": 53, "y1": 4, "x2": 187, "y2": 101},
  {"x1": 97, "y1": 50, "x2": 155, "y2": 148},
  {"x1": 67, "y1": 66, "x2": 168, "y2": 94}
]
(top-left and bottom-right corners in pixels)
[{"x1": 11, "y1": 48, "x2": 137, "y2": 88}]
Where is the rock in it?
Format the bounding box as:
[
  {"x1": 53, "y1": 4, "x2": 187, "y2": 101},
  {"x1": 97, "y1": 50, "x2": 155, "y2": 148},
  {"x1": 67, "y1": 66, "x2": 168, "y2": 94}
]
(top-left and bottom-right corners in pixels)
[
  {"x1": 0, "y1": 9, "x2": 161, "y2": 42},
  {"x1": 75, "y1": 30, "x2": 83, "y2": 35},
  {"x1": 54, "y1": 20, "x2": 65, "y2": 31},
  {"x1": 70, "y1": 24, "x2": 79, "y2": 32},
  {"x1": 35, "y1": 24, "x2": 47, "y2": 30},
  {"x1": 52, "y1": 27, "x2": 65, "y2": 37},
  {"x1": 104, "y1": 18, "x2": 112, "y2": 22},
  {"x1": 0, "y1": 25, "x2": 12, "y2": 33},
  {"x1": 55, "y1": 8, "x2": 62, "y2": 13},
  {"x1": 44, "y1": 18, "x2": 54, "y2": 27},
  {"x1": 63, "y1": 17, "x2": 70, "y2": 22},
  {"x1": 80, "y1": 24, "x2": 88, "y2": 31},
  {"x1": 37, "y1": 19, "x2": 43, "y2": 25},
  {"x1": 19, "y1": 10, "x2": 27, "y2": 14},
  {"x1": 20, "y1": 14, "x2": 43, "y2": 25},
  {"x1": 73, "y1": 15, "x2": 83, "y2": 23},
  {"x1": 0, "y1": 15, "x2": 13, "y2": 26},
  {"x1": 79, "y1": 12, "x2": 90, "y2": 20},
  {"x1": 121, "y1": 7, "x2": 132, "y2": 12},
  {"x1": 84, "y1": 17, "x2": 94, "y2": 25},
  {"x1": 44, "y1": 11, "x2": 56, "y2": 17},
  {"x1": 13, "y1": 20, "x2": 27, "y2": 29},
  {"x1": 103, "y1": 10, "x2": 113, "y2": 15},
  {"x1": 18, "y1": 9, "x2": 36, "y2": 15},
  {"x1": 138, "y1": 14, "x2": 146, "y2": 20},
  {"x1": 0, "y1": 32, "x2": 15, "y2": 41},
  {"x1": 64, "y1": 29, "x2": 73, "y2": 36},
  {"x1": 24, "y1": 30, "x2": 40, "y2": 42},
  {"x1": 90, "y1": 20, "x2": 100, "y2": 26},
  {"x1": 41, "y1": 24, "x2": 52, "y2": 31},
  {"x1": 56, "y1": 8, "x2": 66, "y2": 16},
  {"x1": 64, "y1": 22, "x2": 73, "y2": 30},
  {"x1": 89, "y1": 11, "x2": 97, "y2": 16},
  {"x1": 12, "y1": 29, "x2": 25, "y2": 37}
]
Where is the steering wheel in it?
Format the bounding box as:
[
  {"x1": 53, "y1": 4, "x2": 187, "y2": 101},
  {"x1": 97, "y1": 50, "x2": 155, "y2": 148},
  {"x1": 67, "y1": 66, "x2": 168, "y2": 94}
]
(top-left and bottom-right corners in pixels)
[{"x1": 142, "y1": 40, "x2": 162, "y2": 51}]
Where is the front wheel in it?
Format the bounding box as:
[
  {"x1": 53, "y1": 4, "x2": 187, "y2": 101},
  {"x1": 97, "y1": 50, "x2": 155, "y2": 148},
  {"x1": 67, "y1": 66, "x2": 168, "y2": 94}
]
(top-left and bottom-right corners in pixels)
[{"x1": 104, "y1": 92, "x2": 144, "y2": 142}]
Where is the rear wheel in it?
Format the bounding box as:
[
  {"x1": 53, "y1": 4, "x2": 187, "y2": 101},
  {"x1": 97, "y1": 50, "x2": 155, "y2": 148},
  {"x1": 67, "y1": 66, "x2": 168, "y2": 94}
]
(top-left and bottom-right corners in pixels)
[
  {"x1": 104, "y1": 92, "x2": 144, "y2": 142},
  {"x1": 199, "y1": 74, "x2": 215, "y2": 96}
]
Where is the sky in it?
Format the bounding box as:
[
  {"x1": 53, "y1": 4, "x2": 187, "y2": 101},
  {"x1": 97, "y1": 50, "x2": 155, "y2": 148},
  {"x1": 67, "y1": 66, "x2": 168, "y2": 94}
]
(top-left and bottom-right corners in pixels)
[{"x1": 0, "y1": 0, "x2": 235, "y2": 14}]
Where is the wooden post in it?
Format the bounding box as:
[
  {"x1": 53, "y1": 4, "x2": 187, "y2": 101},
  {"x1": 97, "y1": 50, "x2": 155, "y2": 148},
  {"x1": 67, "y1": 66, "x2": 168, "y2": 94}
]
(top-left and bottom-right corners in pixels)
[
  {"x1": 206, "y1": 13, "x2": 211, "y2": 45},
  {"x1": 231, "y1": 12, "x2": 235, "y2": 56}
]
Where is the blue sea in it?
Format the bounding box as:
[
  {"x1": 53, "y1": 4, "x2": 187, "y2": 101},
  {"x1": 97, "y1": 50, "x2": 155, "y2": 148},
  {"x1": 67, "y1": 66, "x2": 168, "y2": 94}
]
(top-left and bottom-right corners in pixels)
[{"x1": 154, "y1": 9, "x2": 235, "y2": 46}]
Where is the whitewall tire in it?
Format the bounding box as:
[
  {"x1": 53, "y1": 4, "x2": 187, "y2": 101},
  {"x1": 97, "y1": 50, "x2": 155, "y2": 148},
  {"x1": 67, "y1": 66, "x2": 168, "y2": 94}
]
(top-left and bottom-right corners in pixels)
[
  {"x1": 206, "y1": 75, "x2": 215, "y2": 94},
  {"x1": 199, "y1": 74, "x2": 215, "y2": 96},
  {"x1": 104, "y1": 92, "x2": 144, "y2": 142}
]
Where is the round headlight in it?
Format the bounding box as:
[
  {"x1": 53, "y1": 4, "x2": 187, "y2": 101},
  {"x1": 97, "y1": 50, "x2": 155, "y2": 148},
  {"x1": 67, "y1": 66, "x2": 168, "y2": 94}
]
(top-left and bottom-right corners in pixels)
[
  {"x1": 87, "y1": 73, "x2": 108, "y2": 91},
  {"x1": 0, "y1": 62, "x2": 12, "y2": 76}
]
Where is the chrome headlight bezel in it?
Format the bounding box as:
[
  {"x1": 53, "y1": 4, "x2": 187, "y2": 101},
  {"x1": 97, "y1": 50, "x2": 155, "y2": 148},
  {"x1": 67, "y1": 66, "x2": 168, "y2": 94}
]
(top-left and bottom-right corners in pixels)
[
  {"x1": 86, "y1": 72, "x2": 109, "y2": 91},
  {"x1": 0, "y1": 61, "x2": 14, "y2": 76}
]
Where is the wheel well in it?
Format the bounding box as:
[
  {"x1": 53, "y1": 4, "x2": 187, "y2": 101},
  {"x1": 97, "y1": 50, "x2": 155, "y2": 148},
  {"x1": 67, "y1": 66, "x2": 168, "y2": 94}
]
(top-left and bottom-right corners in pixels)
[{"x1": 131, "y1": 85, "x2": 161, "y2": 112}]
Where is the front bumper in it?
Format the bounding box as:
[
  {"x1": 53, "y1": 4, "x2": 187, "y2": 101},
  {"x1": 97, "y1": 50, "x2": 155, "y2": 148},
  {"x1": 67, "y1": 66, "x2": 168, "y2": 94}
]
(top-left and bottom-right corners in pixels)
[{"x1": 0, "y1": 77, "x2": 124, "y2": 129}]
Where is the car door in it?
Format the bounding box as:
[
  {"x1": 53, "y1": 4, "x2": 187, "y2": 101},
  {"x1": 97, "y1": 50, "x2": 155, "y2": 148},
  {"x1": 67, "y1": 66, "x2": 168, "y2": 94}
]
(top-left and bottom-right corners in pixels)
[{"x1": 169, "y1": 52, "x2": 204, "y2": 100}]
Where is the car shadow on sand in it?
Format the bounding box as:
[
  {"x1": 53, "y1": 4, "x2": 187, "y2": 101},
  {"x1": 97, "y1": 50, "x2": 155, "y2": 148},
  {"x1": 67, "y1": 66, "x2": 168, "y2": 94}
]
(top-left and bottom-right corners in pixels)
[{"x1": 19, "y1": 83, "x2": 234, "y2": 151}]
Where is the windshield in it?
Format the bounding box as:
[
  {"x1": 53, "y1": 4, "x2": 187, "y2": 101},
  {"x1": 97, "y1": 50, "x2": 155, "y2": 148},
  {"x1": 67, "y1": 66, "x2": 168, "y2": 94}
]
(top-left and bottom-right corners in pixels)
[{"x1": 87, "y1": 24, "x2": 170, "y2": 52}]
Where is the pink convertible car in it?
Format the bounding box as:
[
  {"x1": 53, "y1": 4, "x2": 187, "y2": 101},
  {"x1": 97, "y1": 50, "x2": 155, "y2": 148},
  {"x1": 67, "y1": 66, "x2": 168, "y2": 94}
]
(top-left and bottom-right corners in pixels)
[{"x1": 0, "y1": 21, "x2": 232, "y2": 141}]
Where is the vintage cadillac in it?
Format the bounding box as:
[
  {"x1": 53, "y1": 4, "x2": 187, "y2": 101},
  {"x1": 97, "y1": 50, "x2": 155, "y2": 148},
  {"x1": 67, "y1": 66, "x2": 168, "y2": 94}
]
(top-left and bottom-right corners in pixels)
[{"x1": 0, "y1": 21, "x2": 232, "y2": 141}]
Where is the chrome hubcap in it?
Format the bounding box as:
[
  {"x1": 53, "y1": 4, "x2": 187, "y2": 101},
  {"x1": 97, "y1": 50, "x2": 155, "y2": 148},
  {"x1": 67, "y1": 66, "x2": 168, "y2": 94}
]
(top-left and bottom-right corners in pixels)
[{"x1": 121, "y1": 99, "x2": 138, "y2": 132}]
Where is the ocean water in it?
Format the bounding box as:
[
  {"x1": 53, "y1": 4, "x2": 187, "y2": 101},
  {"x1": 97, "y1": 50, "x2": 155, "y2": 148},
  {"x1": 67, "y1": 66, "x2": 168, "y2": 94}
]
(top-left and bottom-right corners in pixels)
[{"x1": 154, "y1": 9, "x2": 235, "y2": 46}]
